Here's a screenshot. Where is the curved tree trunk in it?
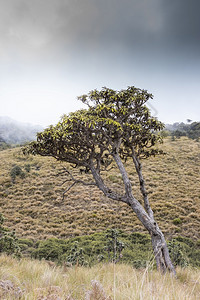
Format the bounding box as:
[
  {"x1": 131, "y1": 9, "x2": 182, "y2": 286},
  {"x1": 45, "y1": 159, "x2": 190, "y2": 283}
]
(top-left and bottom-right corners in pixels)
[
  {"x1": 128, "y1": 199, "x2": 176, "y2": 275},
  {"x1": 90, "y1": 152, "x2": 176, "y2": 275},
  {"x1": 112, "y1": 152, "x2": 176, "y2": 275}
]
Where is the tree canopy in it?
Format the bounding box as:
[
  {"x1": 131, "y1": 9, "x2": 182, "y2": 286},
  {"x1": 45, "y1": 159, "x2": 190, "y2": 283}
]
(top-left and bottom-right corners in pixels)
[{"x1": 26, "y1": 86, "x2": 164, "y2": 170}]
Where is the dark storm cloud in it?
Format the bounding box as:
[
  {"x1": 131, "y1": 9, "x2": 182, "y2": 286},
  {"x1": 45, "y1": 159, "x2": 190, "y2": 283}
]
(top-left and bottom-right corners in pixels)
[
  {"x1": 1, "y1": 0, "x2": 199, "y2": 60},
  {"x1": 162, "y1": 0, "x2": 200, "y2": 52},
  {"x1": 162, "y1": 0, "x2": 200, "y2": 40},
  {"x1": 1, "y1": 0, "x2": 199, "y2": 125}
]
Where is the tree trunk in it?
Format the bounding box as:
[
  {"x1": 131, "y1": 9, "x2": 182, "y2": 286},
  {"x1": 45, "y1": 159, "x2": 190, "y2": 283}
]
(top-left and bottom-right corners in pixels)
[
  {"x1": 128, "y1": 199, "x2": 176, "y2": 275},
  {"x1": 151, "y1": 229, "x2": 176, "y2": 274},
  {"x1": 112, "y1": 152, "x2": 176, "y2": 275},
  {"x1": 130, "y1": 149, "x2": 176, "y2": 274}
]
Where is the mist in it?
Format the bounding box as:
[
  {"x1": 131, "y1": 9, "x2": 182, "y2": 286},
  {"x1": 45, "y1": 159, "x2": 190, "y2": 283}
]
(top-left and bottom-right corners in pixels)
[{"x1": 0, "y1": 116, "x2": 42, "y2": 144}]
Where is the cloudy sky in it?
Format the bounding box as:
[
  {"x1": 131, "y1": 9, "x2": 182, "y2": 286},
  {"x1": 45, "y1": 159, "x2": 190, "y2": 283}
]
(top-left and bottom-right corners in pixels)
[{"x1": 0, "y1": 0, "x2": 200, "y2": 126}]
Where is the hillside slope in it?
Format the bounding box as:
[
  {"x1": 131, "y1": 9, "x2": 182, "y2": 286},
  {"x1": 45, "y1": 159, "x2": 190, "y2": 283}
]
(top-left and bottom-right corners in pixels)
[{"x1": 0, "y1": 137, "x2": 199, "y2": 240}]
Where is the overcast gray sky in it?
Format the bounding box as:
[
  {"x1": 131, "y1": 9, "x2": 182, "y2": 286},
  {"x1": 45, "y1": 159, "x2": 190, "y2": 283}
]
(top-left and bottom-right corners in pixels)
[{"x1": 0, "y1": 0, "x2": 200, "y2": 126}]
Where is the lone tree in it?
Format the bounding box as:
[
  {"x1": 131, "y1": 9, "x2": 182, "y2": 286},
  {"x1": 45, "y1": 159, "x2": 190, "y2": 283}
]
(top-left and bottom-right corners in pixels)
[{"x1": 25, "y1": 86, "x2": 176, "y2": 274}]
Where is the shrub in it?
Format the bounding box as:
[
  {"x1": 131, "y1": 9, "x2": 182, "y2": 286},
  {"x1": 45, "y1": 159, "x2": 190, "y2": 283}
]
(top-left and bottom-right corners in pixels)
[
  {"x1": 65, "y1": 241, "x2": 87, "y2": 266},
  {"x1": 132, "y1": 260, "x2": 148, "y2": 269},
  {"x1": 16, "y1": 231, "x2": 200, "y2": 268},
  {"x1": 173, "y1": 218, "x2": 182, "y2": 225},
  {"x1": 104, "y1": 229, "x2": 125, "y2": 263},
  {"x1": 168, "y1": 239, "x2": 188, "y2": 267},
  {"x1": 24, "y1": 164, "x2": 31, "y2": 173},
  {"x1": 10, "y1": 165, "x2": 25, "y2": 183},
  {"x1": 0, "y1": 213, "x2": 21, "y2": 257},
  {"x1": 32, "y1": 239, "x2": 63, "y2": 261}
]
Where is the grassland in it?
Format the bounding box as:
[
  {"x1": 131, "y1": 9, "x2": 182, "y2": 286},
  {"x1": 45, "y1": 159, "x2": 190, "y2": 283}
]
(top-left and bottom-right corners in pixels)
[
  {"x1": 0, "y1": 137, "x2": 199, "y2": 241},
  {"x1": 0, "y1": 254, "x2": 200, "y2": 299}
]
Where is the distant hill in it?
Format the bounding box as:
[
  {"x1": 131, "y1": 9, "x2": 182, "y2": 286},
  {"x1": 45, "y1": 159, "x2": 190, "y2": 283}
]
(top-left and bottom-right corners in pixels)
[
  {"x1": 165, "y1": 121, "x2": 200, "y2": 140},
  {"x1": 0, "y1": 116, "x2": 43, "y2": 145}
]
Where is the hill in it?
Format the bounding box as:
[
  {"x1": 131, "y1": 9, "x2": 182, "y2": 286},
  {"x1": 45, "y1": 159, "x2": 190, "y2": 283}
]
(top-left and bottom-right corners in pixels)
[
  {"x1": 0, "y1": 136, "x2": 199, "y2": 242},
  {"x1": 165, "y1": 121, "x2": 200, "y2": 140},
  {"x1": 0, "y1": 116, "x2": 43, "y2": 145}
]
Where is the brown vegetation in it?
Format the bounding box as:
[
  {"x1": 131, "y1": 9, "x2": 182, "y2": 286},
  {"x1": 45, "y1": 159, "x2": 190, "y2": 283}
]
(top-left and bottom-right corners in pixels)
[
  {"x1": 0, "y1": 137, "x2": 199, "y2": 240},
  {"x1": 0, "y1": 254, "x2": 199, "y2": 299}
]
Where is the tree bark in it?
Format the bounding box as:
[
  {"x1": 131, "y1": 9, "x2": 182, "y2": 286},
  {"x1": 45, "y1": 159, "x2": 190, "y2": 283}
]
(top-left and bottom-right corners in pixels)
[
  {"x1": 131, "y1": 148, "x2": 154, "y2": 219},
  {"x1": 150, "y1": 226, "x2": 176, "y2": 274},
  {"x1": 112, "y1": 152, "x2": 176, "y2": 275},
  {"x1": 127, "y1": 197, "x2": 176, "y2": 275}
]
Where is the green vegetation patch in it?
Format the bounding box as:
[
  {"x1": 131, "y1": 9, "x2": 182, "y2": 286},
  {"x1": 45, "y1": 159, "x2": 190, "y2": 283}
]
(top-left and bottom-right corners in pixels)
[
  {"x1": 18, "y1": 230, "x2": 200, "y2": 268},
  {"x1": 0, "y1": 213, "x2": 21, "y2": 257}
]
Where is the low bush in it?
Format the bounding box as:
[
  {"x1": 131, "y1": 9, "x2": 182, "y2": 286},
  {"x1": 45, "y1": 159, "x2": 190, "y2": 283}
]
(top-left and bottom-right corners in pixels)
[
  {"x1": 10, "y1": 165, "x2": 25, "y2": 183},
  {"x1": 32, "y1": 238, "x2": 63, "y2": 261},
  {"x1": 173, "y1": 218, "x2": 182, "y2": 225},
  {"x1": 21, "y1": 230, "x2": 200, "y2": 268},
  {"x1": 0, "y1": 213, "x2": 21, "y2": 257}
]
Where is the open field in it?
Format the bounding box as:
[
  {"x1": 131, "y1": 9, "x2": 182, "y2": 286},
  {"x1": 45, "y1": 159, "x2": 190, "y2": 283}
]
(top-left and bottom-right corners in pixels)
[
  {"x1": 0, "y1": 254, "x2": 200, "y2": 299},
  {"x1": 0, "y1": 137, "x2": 199, "y2": 241}
]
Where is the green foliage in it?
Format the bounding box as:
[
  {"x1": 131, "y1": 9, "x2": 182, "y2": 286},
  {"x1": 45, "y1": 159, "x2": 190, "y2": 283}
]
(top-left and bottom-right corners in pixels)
[
  {"x1": 104, "y1": 229, "x2": 125, "y2": 263},
  {"x1": 24, "y1": 86, "x2": 165, "y2": 172},
  {"x1": 128, "y1": 232, "x2": 151, "y2": 245},
  {"x1": 175, "y1": 236, "x2": 200, "y2": 267},
  {"x1": 159, "y1": 130, "x2": 170, "y2": 138},
  {"x1": 18, "y1": 239, "x2": 35, "y2": 257},
  {"x1": 173, "y1": 218, "x2": 182, "y2": 225},
  {"x1": 24, "y1": 164, "x2": 31, "y2": 173},
  {"x1": 168, "y1": 240, "x2": 189, "y2": 267},
  {"x1": 172, "y1": 130, "x2": 186, "y2": 140},
  {"x1": 187, "y1": 122, "x2": 200, "y2": 140},
  {"x1": 0, "y1": 213, "x2": 21, "y2": 257},
  {"x1": 168, "y1": 122, "x2": 200, "y2": 141},
  {"x1": 13, "y1": 231, "x2": 200, "y2": 268},
  {"x1": 0, "y1": 141, "x2": 10, "y2": 151},
  {"x1": 121, "y1": 232, "x2": 153, "y2": 268},
  {"x1": 10, "y1": 163, "x2": 32, "y2": 183},
  {"x1": 0, "y1": 136, "x2": 11, "y2": 151},
  {"x1": 65, "y1": 241, "x2": 87, "y2": 266},
  {"x1": 26, "y1": 231, "x2": 152, "y2": 266},
  {"x1": 10, "y1": 165, "x2": 25, "y2": 183},
  {"x1": 132, "y1": 260, "x2": 149, "y2": 269},
  {"x1": 32, "y1": 239, "x2": 63, "y2": 261}
]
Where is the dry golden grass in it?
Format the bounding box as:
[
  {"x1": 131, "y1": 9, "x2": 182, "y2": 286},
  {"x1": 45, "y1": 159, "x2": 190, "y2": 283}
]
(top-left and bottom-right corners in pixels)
[
  {"x1": 0, "y1": 137, "x2": 199, "y2": 240},
  {"x1": 0, "y1": 254, "x2": 199, "y2": 299}
]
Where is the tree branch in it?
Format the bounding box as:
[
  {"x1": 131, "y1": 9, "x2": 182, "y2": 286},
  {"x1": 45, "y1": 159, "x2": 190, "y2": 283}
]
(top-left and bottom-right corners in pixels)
[
  {"x1": 112, "y1": 152, "x2": 133, "y2": 198},
  {"x1": 63, "y1": 167, "x2": 96, "y2": 185},
  {"x1": 89, "y1": 161, "x2": 128, "y2": 204},
  {"x1": 131, "y1": 146, "x2": 154, "y2": 219},
  {"x1": 63, "y1": 182, "x2": 76, "y2": 200},
  {"x1": 60, "y1": 167, "x2": 97, "y2": 200}
]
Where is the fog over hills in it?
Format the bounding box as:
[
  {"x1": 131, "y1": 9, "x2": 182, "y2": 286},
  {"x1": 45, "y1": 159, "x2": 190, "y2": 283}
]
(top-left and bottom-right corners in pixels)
[
  {"x1": 1, "y1": 115, "x2": 199, "y2": 145},
  {"x1": 0, "y1": 116, "x2": 43, "y2": 144}
]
